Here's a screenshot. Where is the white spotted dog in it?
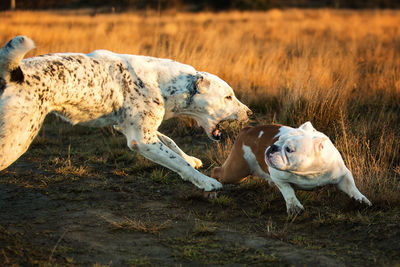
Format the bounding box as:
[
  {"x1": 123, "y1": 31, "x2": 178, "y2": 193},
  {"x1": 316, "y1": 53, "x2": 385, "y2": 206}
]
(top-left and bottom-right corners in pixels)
[
  {"x1": 0, "y1": 36, "x2": 252, "y2": 191},
  {"x1": 212, "y1": 122, "x2": 371, "y2": 214}
]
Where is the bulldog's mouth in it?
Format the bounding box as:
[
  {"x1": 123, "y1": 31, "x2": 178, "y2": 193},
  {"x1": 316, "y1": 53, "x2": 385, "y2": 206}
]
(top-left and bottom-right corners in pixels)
[
  {"x1": 265, "y1": 146, "x2": 277, "y2": 169},
  {"x1": 265, "y1": 155, "x2": 273, "y2": 167}
]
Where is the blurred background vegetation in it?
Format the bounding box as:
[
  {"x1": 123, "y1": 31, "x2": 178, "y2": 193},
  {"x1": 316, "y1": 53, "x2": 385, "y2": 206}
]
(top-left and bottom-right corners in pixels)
[{"x1": 2, "y1": 0, "x2": 400, "y2": 11}]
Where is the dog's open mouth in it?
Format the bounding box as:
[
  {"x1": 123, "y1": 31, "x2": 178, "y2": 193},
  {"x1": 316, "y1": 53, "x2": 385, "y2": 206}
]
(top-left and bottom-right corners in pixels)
[
  {"x1": 210, "y1": 120, "x2": 235, "y2": 141},
  {"x1": 211, "y1": 127, "x2": 222, "y2": 140}
]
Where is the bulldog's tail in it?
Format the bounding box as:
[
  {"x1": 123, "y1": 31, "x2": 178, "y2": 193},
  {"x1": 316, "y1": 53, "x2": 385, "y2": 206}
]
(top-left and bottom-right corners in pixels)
[{"x1": 0, "y1": 36, "x2": 35, "y2": 83}]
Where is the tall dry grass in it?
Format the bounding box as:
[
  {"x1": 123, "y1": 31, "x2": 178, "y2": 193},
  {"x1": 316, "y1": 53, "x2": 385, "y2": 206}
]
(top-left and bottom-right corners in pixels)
[{"x1": 0, "y1": 9, "x2": 399, "y2": 203}]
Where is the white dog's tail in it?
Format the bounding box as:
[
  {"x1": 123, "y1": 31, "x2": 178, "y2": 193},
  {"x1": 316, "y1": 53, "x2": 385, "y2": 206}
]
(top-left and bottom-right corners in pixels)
[{"x1": 0, "y1": 36, "x2": 35, "y2": 82}]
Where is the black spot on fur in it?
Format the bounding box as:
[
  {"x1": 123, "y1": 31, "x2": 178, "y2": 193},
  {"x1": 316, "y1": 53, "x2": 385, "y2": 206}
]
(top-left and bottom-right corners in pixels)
[
  {"x1": 153, "y1": 98, "x2": 162, "y2": 106},
  {"x1": 136, "y1": 78, "x2": 145, "y2": 88},
  {"x1": 0, "y1": 78, "x2": 6, "y2": 94},
  {"x1": 88, "y1": 80, "x2": 94, "y2": 87},
  {"x1": 186, "y1": 87, "x2": 197, "y2": 107},
  {"x1": 5, "y1": 40, "x2": 13, "y2": 49},
  {"x1": 53, "y1": 61, "x2": 64, "y2": 68},
  {"x1": 181, "y1": 75, "x2": 198, "y2": 107},
  {"x1": 118, "y1": 63, "x2": 124, "y2": 73},
  {"x1": 10, "y1": 67, "x2": 24, "y2": 84},
  {"x1": 63, "y1": 56, "x2": 73, "y2": 61}
]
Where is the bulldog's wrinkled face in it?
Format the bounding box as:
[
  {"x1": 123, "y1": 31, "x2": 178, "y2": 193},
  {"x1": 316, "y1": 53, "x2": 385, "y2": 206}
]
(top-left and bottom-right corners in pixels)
[
  {"x1": 190, "y1": 72, "x2": 252, "y2": 141},
  {"x1": 265, "y1": 122, "x2": 335, "y2": 176}
]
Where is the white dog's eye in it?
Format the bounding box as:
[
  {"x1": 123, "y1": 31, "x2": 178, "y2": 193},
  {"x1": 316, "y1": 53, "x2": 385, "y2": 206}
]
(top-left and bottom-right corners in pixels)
[{"x1": 225, "y1": 95, "x2": 232, "y2": 101}]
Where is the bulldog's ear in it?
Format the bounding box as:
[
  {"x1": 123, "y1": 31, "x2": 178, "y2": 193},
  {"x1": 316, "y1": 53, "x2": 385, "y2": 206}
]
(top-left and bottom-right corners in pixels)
[
  {"x1": 194, "y1": 73, "x2": 210, "y2": 94},
  {"x1": 299, "y1": 121, "x2": 316, "y2": 132},
  {"x1": 314, "y1": 136, "x2": 328, "y2": 153}
]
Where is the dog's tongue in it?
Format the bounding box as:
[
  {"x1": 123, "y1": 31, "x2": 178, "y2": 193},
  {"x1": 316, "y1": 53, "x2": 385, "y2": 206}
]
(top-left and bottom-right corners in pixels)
[{"x1": 212, "y1": 129, "x2": 221, "y2": 139}]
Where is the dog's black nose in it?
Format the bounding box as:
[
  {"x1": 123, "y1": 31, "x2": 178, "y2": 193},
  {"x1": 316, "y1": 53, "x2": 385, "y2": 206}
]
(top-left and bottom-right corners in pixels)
[{"x1": 266, "y1": 144, "x2": 279, "y2": 156}]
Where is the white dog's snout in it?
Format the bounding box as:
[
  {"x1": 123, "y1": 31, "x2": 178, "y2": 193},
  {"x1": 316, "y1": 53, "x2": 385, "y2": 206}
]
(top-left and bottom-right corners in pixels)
[
  {"x1": 238, "y1": 104, "x2": 252, "y2": 122},
  {"x1": 247, "y1": 109, "x2": 253, "y2": 117}
]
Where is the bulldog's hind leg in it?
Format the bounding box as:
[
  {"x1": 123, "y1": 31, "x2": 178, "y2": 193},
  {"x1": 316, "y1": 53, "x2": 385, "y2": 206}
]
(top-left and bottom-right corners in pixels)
[
  {"x1": 211, "y1": 141, "x2": 252, "y2": 184},
  {"x1": 0, "y1": 100, "x2": 45, "y2": 171},
  {"x1": 337, "y1": 169, "x2": 372, "y2": 206}
]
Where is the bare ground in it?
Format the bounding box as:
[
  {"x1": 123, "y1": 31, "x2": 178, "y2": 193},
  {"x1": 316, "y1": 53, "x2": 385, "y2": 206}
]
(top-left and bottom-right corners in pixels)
[{"x1": 0, "y1": 117, "x2": 399, "y2": 266}]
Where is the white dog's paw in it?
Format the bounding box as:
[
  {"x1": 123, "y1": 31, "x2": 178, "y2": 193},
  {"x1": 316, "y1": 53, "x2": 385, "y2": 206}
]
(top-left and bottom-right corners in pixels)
[
  {"x1": 286, "y1": 202, "x2": 304, "y2": 216},
  {"x1": 186, "y1": 156, "x2": 203, "y2": 169},
  {"x1": 355, "y1": 195, "x2": 372, "y2": 206},
  {"x1": 197, "y1": 176, "x2": 222, "y2": 192}
]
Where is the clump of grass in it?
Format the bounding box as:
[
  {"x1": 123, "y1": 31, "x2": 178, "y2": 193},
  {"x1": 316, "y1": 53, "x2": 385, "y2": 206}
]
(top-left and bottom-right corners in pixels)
[
  {"x1": 48, "y1": 157, "x2": 90, "y2": 178},
  {"x1": 108, "y1": 217, "x2": 171, "y2": 234},
  {"x1": 209, "y1": 195, "x2": 235, "y2": 207},
  {"x1": 192, "y1": 220, "x2": 218, "y2": 236},
  {"x1": 55, "y1": 165, "x2": 89, "y2": 177},
  {"x1": 149, "y1": 168, "x2": 180, "y2": 185}
]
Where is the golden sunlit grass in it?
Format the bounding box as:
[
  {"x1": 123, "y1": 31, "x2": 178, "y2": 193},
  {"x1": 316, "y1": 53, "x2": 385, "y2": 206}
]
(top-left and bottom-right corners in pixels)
[{"x1": 0, "y1": 9, "x2": 399, "y2": 203}]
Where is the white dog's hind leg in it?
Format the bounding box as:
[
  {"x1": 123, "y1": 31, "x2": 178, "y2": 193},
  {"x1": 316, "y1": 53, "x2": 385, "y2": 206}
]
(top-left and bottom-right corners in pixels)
[
  {"x1": 337, "y1": 169, "x2": 372, "y2": 206},
  {"x1": 274, "y1": 181, "x2": 304, "y2": 215},
  {"x1": 157, "y1": 132, "x2": 203, "y2": 169},
  {"x1": 0, "y1": 99, "x2": 45, "y2": 171}
]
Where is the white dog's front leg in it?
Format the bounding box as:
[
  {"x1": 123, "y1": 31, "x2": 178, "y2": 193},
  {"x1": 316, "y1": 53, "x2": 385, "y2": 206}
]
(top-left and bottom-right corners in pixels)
[
  {"x1": 337, "y1": 169, "x2": 372, "y2": 206},
  {"x1": 134, "y1": 137, "x2": 221, "y2": 191},
  {"x1": 157, "y1": 132, "x2": 203, "y2": 169},
  {"x1": 274, "y1": 181, "x2": 304, "y2": 215}
]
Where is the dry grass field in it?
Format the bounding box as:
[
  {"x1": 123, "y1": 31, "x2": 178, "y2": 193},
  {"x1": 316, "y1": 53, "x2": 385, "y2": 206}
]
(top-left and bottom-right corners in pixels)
[{"x1": 0, "y1": 9, "x2": 399, "y2": 266}]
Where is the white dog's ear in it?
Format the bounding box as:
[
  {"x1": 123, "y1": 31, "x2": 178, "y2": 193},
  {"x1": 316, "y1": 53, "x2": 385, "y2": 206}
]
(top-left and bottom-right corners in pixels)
[
  {"x1": 299, "y1": 121, "x2": 316, "y2": 132},
  {"x1": 313, "y1": 136, "x2": 328, "y2": 153},
  {"x1": 194, "y1": 73, "x2": 210, "y2": 94}
]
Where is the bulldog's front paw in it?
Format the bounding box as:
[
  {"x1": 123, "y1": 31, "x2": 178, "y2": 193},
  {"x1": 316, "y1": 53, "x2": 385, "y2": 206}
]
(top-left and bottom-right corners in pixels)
[{"x1": 186, "y1": 156, "x2": 203, "y2": 169}]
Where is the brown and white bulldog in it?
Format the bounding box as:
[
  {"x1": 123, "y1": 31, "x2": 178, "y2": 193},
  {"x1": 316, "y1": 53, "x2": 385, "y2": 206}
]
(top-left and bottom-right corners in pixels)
[{"x1": 211, "y1": 122, "x2": 371, "y2": 214}]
